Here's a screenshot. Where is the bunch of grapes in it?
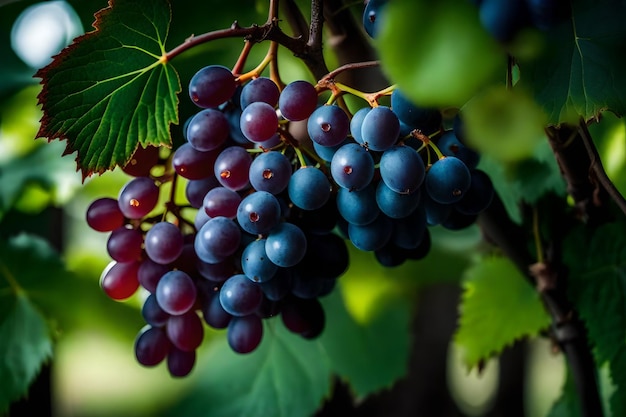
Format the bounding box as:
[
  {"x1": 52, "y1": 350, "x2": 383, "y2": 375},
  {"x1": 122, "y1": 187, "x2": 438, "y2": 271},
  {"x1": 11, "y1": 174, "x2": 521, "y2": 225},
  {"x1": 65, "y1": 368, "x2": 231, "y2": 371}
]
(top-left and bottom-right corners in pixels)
[{"x1": 85, "y1": 51, "x2": 494, "y2": 377}]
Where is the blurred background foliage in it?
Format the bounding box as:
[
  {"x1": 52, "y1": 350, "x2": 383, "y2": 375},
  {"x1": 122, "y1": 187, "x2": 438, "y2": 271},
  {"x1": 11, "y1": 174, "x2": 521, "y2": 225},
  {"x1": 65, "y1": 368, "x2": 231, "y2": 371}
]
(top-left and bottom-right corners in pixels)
[{"x1": 0, "y1": 0, "x2": 625, "y2": 416}]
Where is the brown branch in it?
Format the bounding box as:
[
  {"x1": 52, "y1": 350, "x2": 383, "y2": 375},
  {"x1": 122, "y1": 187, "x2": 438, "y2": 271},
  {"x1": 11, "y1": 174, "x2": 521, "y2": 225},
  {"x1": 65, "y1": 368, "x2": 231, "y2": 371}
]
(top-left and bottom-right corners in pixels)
[{"x1": 578, "y1": 118, "x2": 626, "y2": 217}]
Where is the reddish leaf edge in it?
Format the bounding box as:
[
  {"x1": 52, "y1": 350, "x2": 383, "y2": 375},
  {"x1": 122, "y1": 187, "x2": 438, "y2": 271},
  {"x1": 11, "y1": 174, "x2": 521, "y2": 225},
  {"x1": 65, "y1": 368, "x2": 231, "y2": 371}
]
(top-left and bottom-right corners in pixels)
[{"x1": 33, "y1": 0, "x2": 176, "y2": 181}]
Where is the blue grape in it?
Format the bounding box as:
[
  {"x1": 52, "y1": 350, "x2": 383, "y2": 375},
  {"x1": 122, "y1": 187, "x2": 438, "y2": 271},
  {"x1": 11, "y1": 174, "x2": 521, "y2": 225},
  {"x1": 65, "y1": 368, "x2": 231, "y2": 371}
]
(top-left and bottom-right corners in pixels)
[
  {"x1": 202, "y1": 291, "x2": 232, "y2": 329},
  {"x1": 265, "y1": 222, "x2": 307, "y2": 267},
  {"x1": 312, "y1": 138, "x2": 350, "y2": 162},
  {"x1": 241, "y1": 239, "x2": 278, "y2": 282},
  {"x1": 350, "y1": 107, "x2": 371, "y2": 145},
  {"x1": 379, "y1": 145, "x2": 425, "y2": 194},
  {"x1": 391, "y1": 207, "x2": 427, "y2": 250},
  {"x1": 307, "y1": 105, "x2": 350, "y2": 147},
  {"x1": 390, "y1": 89, "x2": 442, "y2": 135},
  {"x1": 479, "y1": 0, "x2": 530, "y2": 42},
  {"x1": 236, "y1": 191, "x2": 281, "y2": 235},
  {"x1": 219, "y1": 274, "x2": 263, "y2": 316},
  {"x1": 425, "y1": 157, "x2": 471, "y2": 204},
  {"x1": 249, "y1": 151, "x2": 292, "y2": 194},
  {"x1": 288, "y1": 166, "x2": 331, "y2": 210},
  {"x1": 375, "y1": 181, "x2": 421, "y2": 219},
  {"x1": 330, "y1": 143, "x2": 374, "y2": 191},
  {"x1": 336, "y1": 182, "x2": 380, "y2": 225},
  {"x1": 142, "y1": 293, "x2": 170, "y2": 327},
  {"x1": 347, "y1": 214, "x2": 392, "y2": 251},
  {"x1": 362, "y1": 0, "x2": 389, "y2": 38},
  {"x1": 360, "y1": 106, "x2": 400, "y2": 151},
  {"x1": 436, "y1": 130, "x2": 480, "y2": 169},
  {"x1": 456, "y1": 169, "x2": 494, "y2": 215}
]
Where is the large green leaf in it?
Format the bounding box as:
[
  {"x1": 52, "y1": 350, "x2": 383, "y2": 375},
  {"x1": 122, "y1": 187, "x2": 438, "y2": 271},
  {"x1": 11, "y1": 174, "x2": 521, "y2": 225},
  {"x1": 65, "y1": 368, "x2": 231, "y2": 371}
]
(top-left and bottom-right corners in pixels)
[
  {"x1": 35, "y1": 0, "x2": 180, "y2": 178},
  {"x1": 166, "y1": 288, "x2": 411, "y2": 416},
  {"x1": 454, "y1": 255, "x2": 551, "y2": 368},
  {"x1": 518, "y1": 0, "x2": 626, "y2": 124},
  {"x1": 377, "y1": 0, "x2": 503, "y2": 108},
  {"x1": 566, "y1": 221, "x2": 626, "y2": 417},
  {"x1": 0, "y1": 234, "x2": 75, "y2": 412}
]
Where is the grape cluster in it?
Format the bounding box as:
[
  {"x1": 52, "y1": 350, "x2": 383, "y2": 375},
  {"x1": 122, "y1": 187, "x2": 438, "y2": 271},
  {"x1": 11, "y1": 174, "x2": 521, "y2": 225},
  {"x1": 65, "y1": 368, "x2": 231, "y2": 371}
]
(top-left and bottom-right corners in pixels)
[{"x1": 85, "y1": 54, "x2": 494, "y2": 377}]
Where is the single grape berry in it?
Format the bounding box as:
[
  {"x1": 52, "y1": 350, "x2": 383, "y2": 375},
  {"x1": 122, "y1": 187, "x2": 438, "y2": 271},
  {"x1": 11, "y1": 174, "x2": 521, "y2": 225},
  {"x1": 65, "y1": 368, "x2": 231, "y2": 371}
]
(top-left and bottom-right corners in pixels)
[
  {"x1": 425, "y1": 156, "x2": 471, "y2": 204},
  {"x1": 86, "y1": 197, "x2": 125, "y2": 232},
  {"x1": 189, "y1": 65, "x2": 237, "y2": 108},
  {"x1": 278, "y1": 80, "x2": 318, "y2": 121}
]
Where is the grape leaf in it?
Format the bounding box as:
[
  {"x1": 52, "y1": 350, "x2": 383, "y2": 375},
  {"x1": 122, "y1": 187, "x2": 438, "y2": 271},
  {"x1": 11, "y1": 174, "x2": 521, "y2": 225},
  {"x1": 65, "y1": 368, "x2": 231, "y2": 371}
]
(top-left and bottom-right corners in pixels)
[
  {"x1": 518, "y1": 0, "x2": 626, "y2": 124},
  {"x1": 0, "y1": 234, "x2": 73, "y2": 412},
  {"x1": 565, "y1": 221, "x2": 626, "y2": 417},
  {"x1": 35, "y1": 0, "x2": 180, "y2": 179},
  {"x1": 166, "y1": 289, "x2": 411, "y2": 416},
  {"x1": 377, "y1": 0, "x2": 503, "y2": 108},
  {"x1": 454, "y1": 255, "x2": 551, "y2": 368}
]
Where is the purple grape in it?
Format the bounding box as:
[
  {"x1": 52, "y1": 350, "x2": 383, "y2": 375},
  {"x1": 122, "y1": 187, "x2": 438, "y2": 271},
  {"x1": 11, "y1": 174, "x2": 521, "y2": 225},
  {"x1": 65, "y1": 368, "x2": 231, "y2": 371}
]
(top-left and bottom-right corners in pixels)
[
  {"x1": 86, "y1": 197, "x2": 125, "y2": 232},
  {"x1": 100, "y1": 261, "x2": 140, "y2": 300},
  {"x1": 195, "y1": 216, "x2": 241, "y2": 261},
  {"x1": 201, "y1": 291, "x2": 232, "y2": 329},
  {"x1": 240, "y1": 102, "x2": 279, "y2": 143},
  {"x1": 185, "y1": 176, "x2": 220, "y2": 208},
  {"x1": 172, "y1": 143, "x2": 219, "y2": 180},
  {"x1": 142, "y1": 293, "x2": 170, "y2": 327},
  {"x1": 278, "y1": 80, "x2": 318, "y2": 121},
  {"x1": 189, "y1": 65, "x2": 237, "y2": 108},
  {"x1": 281, "y1": 297, "x2": 325, "y2": 338},
  {"x1": 134, "y1": 325, "x2": 170, "y2": 367},
  {"x1": 214, "y1": 146, "x2": 252, "y2": 191},
  {"x1": 203, "y1": 186, "x2": 241, "y2": 219},
  {"x1": 123, "y1": 145, "x2": 160, "y2": 177},
  {"x1": 186, "y1": 108, "x2": 230, "y2": 152},
  {"x1": 144, "y1": 222, "x2": 184, "y2": 265},
  {"x1": 155, "y1": 270, "x2": 197, "y2": 316},
  {"x1": 137, "y1": 259, "x2": 169, "y2": 293},
  {"x1": 196, "y1": 258, "x2": 234, "y2": 282},
  {"x1": 117, "y1": 177, "x2": 159, "y2": 219},
  {"x1": 240, "y1": 77, "x2": 280, "y2": 109},
  {"x1": 166, "y1": 311, "x2": 204, "y2": 352},
  {"x1": 106, "y1": 226, "x2": 143, "y2": 263},
  {"x1": 167, "y1": 346, "x2": 196, "y2": 377},
  {"x1": 227, "y1": 314, "x2": 263, "y2": 354}
]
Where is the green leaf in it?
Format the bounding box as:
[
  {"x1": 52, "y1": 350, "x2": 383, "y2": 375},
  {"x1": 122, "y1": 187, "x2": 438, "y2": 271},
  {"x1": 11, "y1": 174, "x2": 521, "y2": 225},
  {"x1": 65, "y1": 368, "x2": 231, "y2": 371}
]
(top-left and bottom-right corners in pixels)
[
  {"x1": 518, "y1": 0, "x2": 626, "y2": 124},
  {"x1": 463, "y1": 86, "x2": 548, "y2": 163},
  {"x1": 35, "y1": 0, "x2": 180, "y2": 178},
  {"x1": 0, "y1": 234, "x2": 71, "y2": 412},
  {"x1": 0, "y1": 141, "x2": 81, "y2": 219},
  {"x1": 167, "y1": 288, "x2": 411, "y2": 416},
  {"x1": 565, "y1": 221, "x2": 626, "y2": 417},
  {"x1": 319, "y1": 287, "x2": 411, "y2": 398},
  {"x1": 546, "y1": 370, "x2": 583, "y2": 417},
  {"x1": 167, "y1": 318, "x2": 333, "y2": 417},
  {"x1": 377, "y1": 0, "x2": 503, "y2": 108},
  {"x1": 454, "y1": 255, "x2": 550, "y2": 368}
]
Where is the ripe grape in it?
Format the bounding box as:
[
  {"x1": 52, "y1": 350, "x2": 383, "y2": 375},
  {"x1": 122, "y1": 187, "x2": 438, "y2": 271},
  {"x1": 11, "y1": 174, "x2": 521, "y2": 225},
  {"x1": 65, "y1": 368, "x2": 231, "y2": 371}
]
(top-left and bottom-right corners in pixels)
[
  {"x1": 240, "y1": 77, "x2": 280, "y2": 109},
  {"x1": 307, "y1": 105, "x2": 350, "y2": 147},
  {"x1": 186, "y1": 108, "x2": 230, "y2": 152},
  {"x1": 86, "y1": 197, "x2": 125, "y2": 232},
  {"x1": 189, "y1": 65, "x2": 237, "y2": 108},
  {"x1": 425, "y1": 157, "x2": 472, "y2": 204},
  {"x1": 117, "y1": 177, "x2": 159, "y2": 219},
  {"x1": 227, "y1": 314, "x2": 263, "y2": 354},
  {"x1": 156, "y1": 270, "x2": 197, "y2": 316},
  {"x1": 288, "y1": 166, "x2": 331, "y2": 210},
  {"x1": 219, "y1": 274, "x2": 264, "y2": 316},
  {"x1": 278, "y1": 80, "x2": 318, "y2": 121},
  {"x1": 144, "y1": 222, "x2": 184, "y2": 265}
]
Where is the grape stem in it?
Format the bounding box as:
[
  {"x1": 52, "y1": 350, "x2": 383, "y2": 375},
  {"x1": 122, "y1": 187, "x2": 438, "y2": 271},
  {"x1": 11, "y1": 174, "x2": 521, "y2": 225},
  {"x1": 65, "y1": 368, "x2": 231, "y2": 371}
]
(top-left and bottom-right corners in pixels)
[{"x1": 232, "y1": 40, "x2": 254, "y2": 76}]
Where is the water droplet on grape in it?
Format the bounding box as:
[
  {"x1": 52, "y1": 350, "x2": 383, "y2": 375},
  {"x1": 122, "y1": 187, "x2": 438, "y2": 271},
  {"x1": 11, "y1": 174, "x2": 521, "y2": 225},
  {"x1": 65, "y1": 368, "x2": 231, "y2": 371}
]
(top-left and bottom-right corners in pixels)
[
  {"x1": 321, "y1": 123, "x2": 331, "y2": 132},
  {"x1": 344, "y1": 166, "x2": 353, "y2": 175},
  {"x1": 249, "y1": 212, "x2": 260, "y2": 223},
  {"x1": 221, "y1": 170, "x2": 231, "y2": 179},
  {"x1": 262, "y1": 169, "x2": 273, "y2": 179}
]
